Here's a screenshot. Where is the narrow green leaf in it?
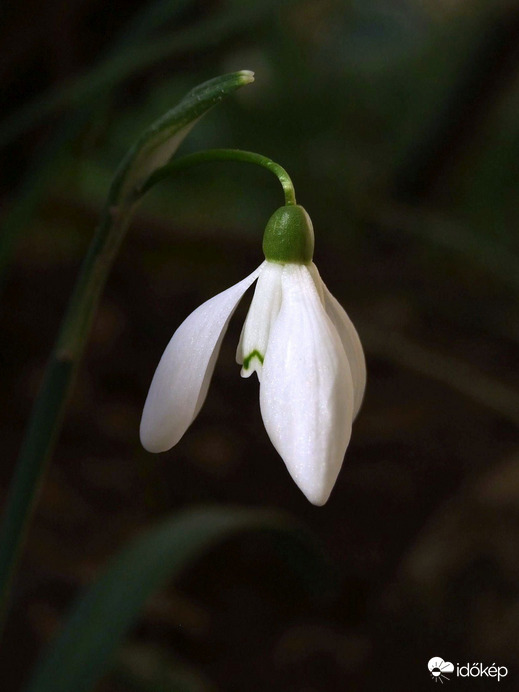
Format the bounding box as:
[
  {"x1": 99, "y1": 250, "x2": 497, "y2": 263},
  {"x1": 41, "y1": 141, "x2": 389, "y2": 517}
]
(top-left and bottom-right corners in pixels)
[
  {"x1": 0, "y1": 71, "x2": 254, "y2": 628},
  {"x1": 25, "y1": 507, "x2": 331, "y2": 692}
]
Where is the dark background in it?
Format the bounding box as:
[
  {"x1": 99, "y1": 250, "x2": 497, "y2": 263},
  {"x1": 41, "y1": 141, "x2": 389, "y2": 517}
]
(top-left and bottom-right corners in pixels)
[{"x1": 1, "y1": 0, "x2": 519, "y2": 690}]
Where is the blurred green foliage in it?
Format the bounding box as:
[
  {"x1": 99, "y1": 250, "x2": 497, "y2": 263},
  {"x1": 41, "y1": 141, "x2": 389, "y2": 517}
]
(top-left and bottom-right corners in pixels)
[
  {"x1": 4, "y1": 0, "x2": 519, "y2": 278},
  {"x1": 2, "y1": 1, "x2": 519, "y2": 691}
]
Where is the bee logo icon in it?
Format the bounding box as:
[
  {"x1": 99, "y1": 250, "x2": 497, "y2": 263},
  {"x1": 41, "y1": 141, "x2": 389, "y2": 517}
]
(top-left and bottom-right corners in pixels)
[{"x1": 428, "y1": 657, "x2": 454, "y2": 683}]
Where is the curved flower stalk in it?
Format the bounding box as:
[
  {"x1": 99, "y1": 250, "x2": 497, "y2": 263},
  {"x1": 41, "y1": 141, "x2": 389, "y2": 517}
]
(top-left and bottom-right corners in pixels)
[{"x1": 141, "y1": 205, "x2": 366, "y2": 505}]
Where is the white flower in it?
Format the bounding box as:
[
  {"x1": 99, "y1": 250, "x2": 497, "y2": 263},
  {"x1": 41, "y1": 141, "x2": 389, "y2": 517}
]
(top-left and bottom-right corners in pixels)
[{"x1": 140, "y1": 206, "x2": 365, "y2": 505}]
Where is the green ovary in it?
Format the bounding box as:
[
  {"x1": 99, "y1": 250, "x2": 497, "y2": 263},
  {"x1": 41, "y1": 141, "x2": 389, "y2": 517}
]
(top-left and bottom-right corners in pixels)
[{"x1": 262, "y1": 205, "x2": 314, "y2": 264}]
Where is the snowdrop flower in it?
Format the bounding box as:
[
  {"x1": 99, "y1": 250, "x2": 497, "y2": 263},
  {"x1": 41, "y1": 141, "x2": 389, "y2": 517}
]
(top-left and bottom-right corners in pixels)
[{"x1": 140, "y1": 205, "x2": 365, "y2": 505}]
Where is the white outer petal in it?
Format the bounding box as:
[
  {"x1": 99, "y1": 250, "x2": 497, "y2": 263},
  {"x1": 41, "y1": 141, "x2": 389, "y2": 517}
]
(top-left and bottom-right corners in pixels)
[
  {"x1": 308, "y1": 264, "x2": 366, "y2": 418},
  {"x1": 260, "y1": 264, "x2": 354, "y2": 506},
  {"x1": 140, "y1": 265, "x2": 261, "y2": 452},
  {"x1": 236, "y1": 261, "x2": 283, "y2": 380}
]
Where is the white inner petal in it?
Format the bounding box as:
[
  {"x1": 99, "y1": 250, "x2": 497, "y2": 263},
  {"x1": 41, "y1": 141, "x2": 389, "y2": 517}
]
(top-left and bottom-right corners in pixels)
[
  {"x1": 236, "y1": 261, "x2": 283, "y2": 380},
  {"x1": 260, "y1": 264, "x2": 354, "y2": 506}
]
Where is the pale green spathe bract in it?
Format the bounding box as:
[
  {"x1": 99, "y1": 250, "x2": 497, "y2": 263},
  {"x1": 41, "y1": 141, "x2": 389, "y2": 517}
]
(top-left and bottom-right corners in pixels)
[
  {"x1": 140, "y1": 206, "x2": 366, "y2": 506},
  {"x1": 112, "y1": 70, "x2": 255, "y2": 209}
]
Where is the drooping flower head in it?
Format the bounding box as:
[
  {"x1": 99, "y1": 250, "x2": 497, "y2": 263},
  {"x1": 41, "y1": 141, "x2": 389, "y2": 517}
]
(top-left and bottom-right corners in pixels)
[{"x1": 140, "y1": 204, "x2": 365, "y2": 505}]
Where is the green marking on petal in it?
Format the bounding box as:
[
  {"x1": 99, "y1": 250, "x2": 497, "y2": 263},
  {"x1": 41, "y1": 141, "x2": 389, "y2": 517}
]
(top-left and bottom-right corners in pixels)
[{"x1": 243, "y1": 350, "x2": 264, "y2": 369}]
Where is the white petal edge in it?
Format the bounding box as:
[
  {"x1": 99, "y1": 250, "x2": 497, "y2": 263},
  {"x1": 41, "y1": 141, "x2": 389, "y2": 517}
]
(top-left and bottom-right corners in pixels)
[
  {"x1": 140, "y1": 264, "x2": 262, "y2": 453},
  {"x1": 260, "y1": 264, "x2": 354, "y2": 506},
  {"x1": 308, "y1": 264, "x2": 366, "y2": 418},
  {"x1": 236, "y1": 261, "x2": 283, "y2": 380}
]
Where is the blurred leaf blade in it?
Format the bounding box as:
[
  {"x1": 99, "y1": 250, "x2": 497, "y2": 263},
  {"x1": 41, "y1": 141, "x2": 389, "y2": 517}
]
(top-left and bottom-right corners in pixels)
[
  {"x1": 113, "y1": 644, "x2": 217, "y2": 692},
  {"x1": 0, "y1": 0, "x2": 289, "y2": 149},
  {"x1": 25, "y1": 507, "x2": 331, "y2": 692},
  {"x1": 0, "y1": 116, "x2": 78, "y2": 286}
]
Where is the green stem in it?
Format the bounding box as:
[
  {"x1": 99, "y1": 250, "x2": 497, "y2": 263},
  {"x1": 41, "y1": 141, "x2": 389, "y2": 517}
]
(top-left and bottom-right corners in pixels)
[
  {"x1": 0, "y1": 206, "x2": 131, "y2": 631},
  {"x1": 142, "y1": 149, "x2": 297, "y2": 206}
]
